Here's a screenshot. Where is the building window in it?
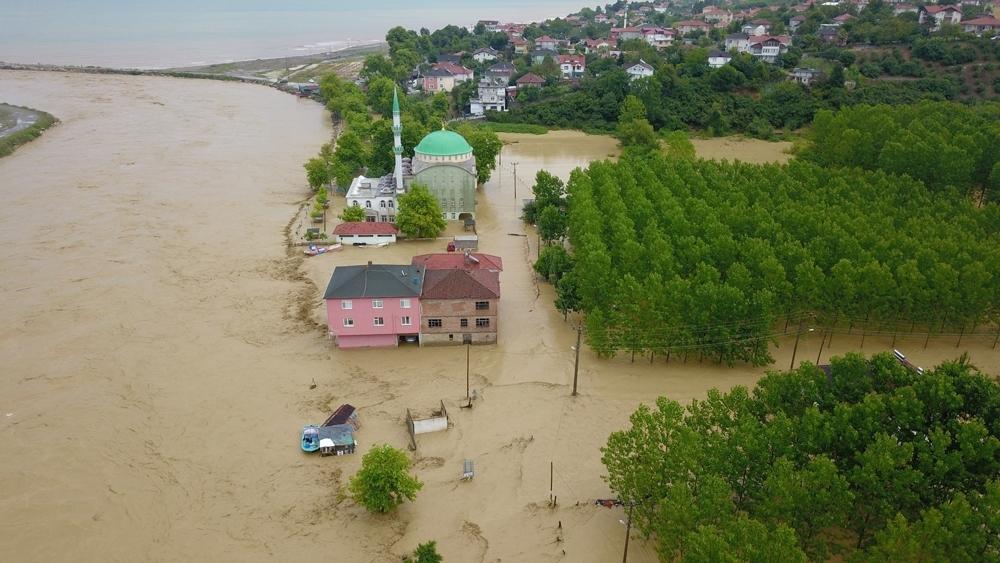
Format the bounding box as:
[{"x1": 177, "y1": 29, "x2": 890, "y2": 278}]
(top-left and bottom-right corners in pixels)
[
  {"x1": 373, "y1": 317, "x2": 384, "y2": 327},
  {"x1": 380, "y1": 215, "x2": 388, "y2": 222},
  {"x1": 343, "y1": 317, "x2": 354, "y2": 327},
  {"x1": 388, "y1": 200, "x2": 394, "y2": 208},
  {"x1": 365, "y1": 201, "x2": 372, "y2": 208},
  {"x1": 475, "y1": 301, "x2": 489, "y2": 310},
  {"x1": 352, "y1": 201, "x2": 360, "y2": 207},
  {"x1": 380, "y1": 200, "x2": 386, "y2": 208},
  {"x1": 401, "y1": 316, "x2": 411, "y2": 326},
  {"x1": 428, "y1": 318, "x2": 442, "y2": 328},
  {"x1": 460, "y1": 318, "x2": 468, "y2": 328},
  {"x1": 372, "y1": 299, "x2": 383, "y2": 309},
  {"x1": 476, "y1": 318, "x2": 490, "y2": 328},
  {"x1": 400, "y1": 299, "x2": 411, "y2": 309},
  {"x1": 341, "y1": 300, "x2": 352, "y2": 310}
]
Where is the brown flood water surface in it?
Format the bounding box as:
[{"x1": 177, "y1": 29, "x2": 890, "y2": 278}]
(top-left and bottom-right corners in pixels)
[{"x1": 2, "y1": 84, "x2": 997, "y2": 563}]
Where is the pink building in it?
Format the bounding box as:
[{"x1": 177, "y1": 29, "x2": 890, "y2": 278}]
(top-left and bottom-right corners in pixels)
[{"x1": 324, "y1": 263, "x2": 425, "y2": 348}]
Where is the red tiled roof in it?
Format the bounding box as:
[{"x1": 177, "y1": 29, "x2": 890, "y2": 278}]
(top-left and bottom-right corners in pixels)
[
  {"x1": 923, "y1": 5, "x2": 960, "y2": 13},
  {"x1": 411, "y1": 253, "x2": 504, "y2": 271},
  {"x1": 516, "y1": 72, "x2": 545, "y2": 84},
  {"x1": 557, "y1": 54, "x2": 585, "y2": 65},
  {"x1": 333, "y1": 222, "x2": 399, "y2": 235},
  {"x1": 434, "y1": 62, "x2": 472, "y2": 75},
  {"x1": 421, "y1": 268, "x2": 500, "y2": 299},
  {"x1": 962, "y1": 15, "x2": 1000, "y2": 25},
  {"x1": 748, "y1": 34, "x2": 792, "y2": 46},
  {"x1": 536, "y1": 35, "x2": 556, "y2": 42}
]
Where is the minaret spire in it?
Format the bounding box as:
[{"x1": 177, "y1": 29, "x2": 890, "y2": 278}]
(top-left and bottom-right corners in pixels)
[{"x1": 392, "y1": 87, "x2": 404, "y2": 192}]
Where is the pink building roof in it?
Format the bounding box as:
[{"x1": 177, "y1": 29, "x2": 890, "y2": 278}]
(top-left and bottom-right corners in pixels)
[
  {"x1": 411, "y1": 253, "x2": 504, "y2": 271},
  {"x1": 333, "y1": 222, "x2": 399, "y2": 235}
]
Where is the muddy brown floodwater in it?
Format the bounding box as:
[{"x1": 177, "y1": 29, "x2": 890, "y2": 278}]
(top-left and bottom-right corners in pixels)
[{"x1": 2, "y1": 78, "x2": 997, "y2": 563}]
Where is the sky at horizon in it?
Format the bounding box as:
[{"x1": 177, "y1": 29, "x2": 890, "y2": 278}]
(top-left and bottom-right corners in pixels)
[{"x1": 1, "y1": 0, "x2": 596, "y2": 68}]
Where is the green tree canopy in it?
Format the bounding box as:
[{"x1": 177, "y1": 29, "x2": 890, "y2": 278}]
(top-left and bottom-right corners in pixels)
[
  {"x1": 339, "y1": 205, "x2": 366, "y2": 222},
  {"x1": 348, "y1": 444, "x2": 422, "y2": 513},
  {"x1": 396, "y1": 183, "x2": 447, "y2": 239}
]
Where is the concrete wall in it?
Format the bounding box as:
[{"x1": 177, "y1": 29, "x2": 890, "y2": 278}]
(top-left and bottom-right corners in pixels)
[
  {"x1": 336, "y1": 334, "x2": 400, "y2": 348},
  {"x1": 412, "y1": 416, "x2": 448, "y2": 434},
  {"x1": 420, "y1": 332, "x2": 496, "y2": 346}
]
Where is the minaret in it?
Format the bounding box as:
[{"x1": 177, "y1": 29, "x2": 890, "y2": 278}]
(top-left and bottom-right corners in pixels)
[{"x1": 392, "y1": 87, "x2": 404, "y2": 192}]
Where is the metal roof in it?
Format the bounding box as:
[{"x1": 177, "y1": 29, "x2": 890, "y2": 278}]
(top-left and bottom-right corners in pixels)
[{"x1": 323, "y1": 264, "x2": 425, "y2": 299}]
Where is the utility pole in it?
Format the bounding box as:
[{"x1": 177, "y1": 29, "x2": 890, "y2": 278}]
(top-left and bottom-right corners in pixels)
[
  {"x1": 816, "y1": 328, "x2": 826, "y2": 365},
  {"x1": 572, "y1": 324, "x2": 582, "y2": 396},
  {"x1": 789, "y1": 318, "x2": 804, "y2": 370},
  {"x1": 512, "y1": 161, "x2": 518, "y2": 201},
  {"x1": 466, "y1": 343, "x2": 471, "y2": 402}
]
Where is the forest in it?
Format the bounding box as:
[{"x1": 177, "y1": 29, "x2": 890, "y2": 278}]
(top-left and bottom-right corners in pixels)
[
  {"x1": 800, "y1": 101, "x2": 1000, "y2": 200},
  {"x1": 539, "y1": 134, "x2": 999, "y2": 364},
  {"x1": 602, "y1": 352, "x2": 1000, "y2": 561}
]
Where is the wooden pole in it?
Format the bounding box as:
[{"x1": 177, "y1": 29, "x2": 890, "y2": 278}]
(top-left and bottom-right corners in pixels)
[
  {"x1": 512, "y1": 162, "x2": 518, "y2": 201},
  {"x1": 622, "y1": 503, "x2": 633, "y2": 563},
  {"x1": 816, "y1": 329, "x2": 826, "y2": 365},
  {"x1": 789, "y1": 319, "x2": 804, "y2": 370},
  {"x1": 466, "y1": 343, "x2": 470, "y2": 401},
  {"x1": 956, "y1": 325, "x2": 964, "y2": 348},
  {"x1": 550, "y1": 461, "x2": 554, "y2": 505},
  {"x1": 572, "y1": 325, "x2": 582, "y2": 396}
]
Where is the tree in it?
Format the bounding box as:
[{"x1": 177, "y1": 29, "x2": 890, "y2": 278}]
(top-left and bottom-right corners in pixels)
[
  {"x1": 348, "y1": 444, "x2": 422, "y2": 513},
  {"x1": 304, "y1": 157, "x2": 330, "y2": 191},
  {"x1": 455, "y1": 124, "x2": 502, "y2": 185},
  {"x1": 403, "y1": 540, "x2": 443, "y2": 563},
  {"x1": 537, "y1": 205, "x2": 566, "y2": 242},
  {"x1": 339, "y1": 205, "x2": 366, "y2": 222},
  {"x1": 396, "y1": 183, "x2": 446, "y2": 239},
  {"x1": 366, "y1": 76, "x2": 397, "y2": 117}
]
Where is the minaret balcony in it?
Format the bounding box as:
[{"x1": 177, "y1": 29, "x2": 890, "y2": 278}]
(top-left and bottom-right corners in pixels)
[
  {"x1": 392, "y1": 125, "x2": 402, "y2": 135},
  {"x1": 393, "y1": 146, "x2": 403, "y2": 155}
]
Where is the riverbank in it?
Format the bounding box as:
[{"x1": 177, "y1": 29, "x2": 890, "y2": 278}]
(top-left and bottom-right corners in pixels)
[{"x1": 0, "y1": 104, "x2": 57, "y2": 157}]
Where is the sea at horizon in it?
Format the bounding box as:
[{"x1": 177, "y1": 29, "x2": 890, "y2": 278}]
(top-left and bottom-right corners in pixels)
[{"x1": 1, "y1": 0, "x2": 590, "y2": 69}]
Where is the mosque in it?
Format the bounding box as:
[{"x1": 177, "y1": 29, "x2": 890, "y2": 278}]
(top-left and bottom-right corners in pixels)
[{"x1": 346, "y1": 89, "x2": 478, "y2": 222}]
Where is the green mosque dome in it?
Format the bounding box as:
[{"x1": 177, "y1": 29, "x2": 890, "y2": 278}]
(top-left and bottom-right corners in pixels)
[{"x1": 414, "y1": 130, "x2": 474, "y2": 157}]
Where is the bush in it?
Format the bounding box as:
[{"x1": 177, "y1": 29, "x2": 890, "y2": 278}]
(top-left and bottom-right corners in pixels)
[{"x1": 403, "y1": 541, "x2": 443, "y2": 563}]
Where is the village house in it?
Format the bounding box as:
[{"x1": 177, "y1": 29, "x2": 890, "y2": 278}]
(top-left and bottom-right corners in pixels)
[
  {"x1": 486, "y1": 61, "x2": 515, "y2": 82},
  {"x1": 708, "y1": 50, "x2": 733, "y2": 68},
  {"x1": 411, "y1": 253, "x2": 502, "y2": 346},
  {"x1": 833, "y1": 13, "x2": 855, "y2": 24},
  {"x1": 742, "y1": 20, "x2": 772, "y2": 36},
  {"x1": 702, "y1": 6, "x2": 735, "y2": 26},
  {"x1": 472, "y1": 47, "x2": 499, "y2": 63},
  {"x1": 477, "y1": 20, "x2": 501, "y2": 32},
  {"x1": 789, "y1": 67, "x2": 822, "y2": 86},
  {"x1": 516, "y1": 73, "x2": 545, "y2": 88},
  {"x1": 470, "y1": 75, "x2": 508, "y2": 115},
  {"x1": 725, "y1": 33, "x2": 750, "y2": 52},
  {"x1": 595, "y1": 13, "x2": 612, "y2": 23},
  {"x1": 437, "y1": 53, "x2": 462, "y2": 65},
  {"x1": 626, "y1": 59, "x2": 655, "y2": 80},
  {"x1": 819, "y1": 23, "x2": 844, "y2": 44},
  {"x1": 333, "y1": 222, "x2": 399, "y2": 245},
  {"x1": 500, "y1": 23, "x2": 526, "y2": 38},
  {"x1": 641, "y1": 27, "x2": 675, "y2": 48},
  {"x1": 582, "y1": 38, "x2": 612, "y2": 54},
  {"x1": 535, "y1": 35, "x2": 559, "y2": 51},
  {"x1": 610, "y1": 27, "x2": 643, "y2": 43},
  {"x1": 746, "y1": 35, "x2": 792, "y2": 63},
  {"x1": 919, "y1": 5, "x2": 963, "y2": 30},
  {"x1": 511, "y1": 37, "x2": 531, "y2": 54},
  {"x1": 789, "y1": 15, "x2": 807, "y2": 32},
  {"x1": 893, "y1": 4, "x2": 918, "y2": 15},
  {"x1": 961, "y1": 15, "x2": 1000, "y2": 35},
  {"x1": 557, "y1": 54, "x2": 586, "y2": 79},
  {"x1": 675, "y1": 20, "x2": 713, "y2": 35},
  {"x1": 531, "y1": 49, "x2": 558, "y2": 65},
  {"x1": 324, "y1": 263, "x2": 425, "y2": 348},
  {"x1": 422, "y1": 62, "x2": 473, "y2": 93}
]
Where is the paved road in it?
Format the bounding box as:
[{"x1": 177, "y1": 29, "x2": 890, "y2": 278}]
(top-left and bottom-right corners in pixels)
[{"x1": 0, "y1": 103, "x2": 40, "y2": 138}]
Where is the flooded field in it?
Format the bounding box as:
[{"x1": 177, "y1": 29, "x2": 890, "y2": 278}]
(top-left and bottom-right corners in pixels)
[
  {"x1": 690, "y1": 135, "x2": 792, "y2": 164},
  {"x1": 1, "y1": 80, "x2": 996, "y2": 563}
]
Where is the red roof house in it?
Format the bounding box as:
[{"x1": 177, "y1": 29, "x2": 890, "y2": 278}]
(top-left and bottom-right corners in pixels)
[{"x1": 411, "y1": 253, "x2": 504, "y2": 271}]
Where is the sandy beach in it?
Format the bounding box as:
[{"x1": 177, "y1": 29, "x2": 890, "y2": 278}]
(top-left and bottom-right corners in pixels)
[{"x1": 1, "y1": 72, "x2": 998, "y2": 562}]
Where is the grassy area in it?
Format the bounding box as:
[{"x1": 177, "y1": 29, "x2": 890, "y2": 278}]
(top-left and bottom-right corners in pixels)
[
  {"x1": 0, "y1": 106, "x2": 58, "y2": 158},
  {"x1": 476, "y1": 121, "x2": 550, "y2": 135}
]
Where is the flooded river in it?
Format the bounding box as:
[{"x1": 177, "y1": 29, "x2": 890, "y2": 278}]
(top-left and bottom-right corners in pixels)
[{"x1": 2, "y1": 77, "x2": 997, "y2": 562}]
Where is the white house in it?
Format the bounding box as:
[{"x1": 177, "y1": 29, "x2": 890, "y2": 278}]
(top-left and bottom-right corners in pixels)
[
  {"x1": 919, "y1": 5, "x2": 962, "y2": 30},
  {"x1": 472, "y1": 47, "x2": 499, "y2": 63},
  {"x1": 333, "y1": 222, "x2": 399, "y2": 246},
  {"x1": 961, "y1": 15, "x2": 1000, "y2": 35},
  {"x1": 708, "y1": 51, "x2": 733, "y2": 68},
  {"x1": 626, "y1": 59, "x2": 655, "y2": 80},
  {"x1": 557, "y1": 54, "x2": 586, "y2": 79},
  {"x1": 746, "y1": 35, "x2": 792, "y2": 63},
  {"x1": 347, "y1": 175, "x2": 399, "y2": 223},
  {"x1": 470, "y1": 76, "x2": 508, "y2": 115},
  {"x1": 725, "y1": 33, "x2": 750, "y2": 52}
]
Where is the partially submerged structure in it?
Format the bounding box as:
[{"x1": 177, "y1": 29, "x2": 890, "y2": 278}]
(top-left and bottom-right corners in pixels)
[{"x1": 406, "y1": 400, "x2": 450, "y2": 450}]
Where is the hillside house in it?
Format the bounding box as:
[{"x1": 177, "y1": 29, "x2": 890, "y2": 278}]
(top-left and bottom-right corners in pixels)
[
  {"x1": 747, "y1": 35, "x2": 792, "y2": 63},
  {"x1": 472, "y1": 47, "x2": 499, "y2": 63},
  {"x1": 725, "y1": 33, "x2": 750, "y2": 52},
  {"x1": 535, "y1": 35, "x2": 559, "y2": 50},
  {"x1": 324, "y1": 263, "x2": 425, "y2": 348},
  {"x1": 676, "y1": 20, "x2": 712, "y2": 34},
  {"x1": 610, "y1": 27, "x2": 643, "y2": 43},
  {"x1": 641, "y1": 27, "x2": 675, "y2": 48},
  {"x1": 516, "y1": 73, "x2": 545, "y2": 88},
  {"x1": 422, "y1": 62, "x2": 473, "y2": 93},
  {"x1": 583, "y1": 38, "x2": 612, "y2": 54},
  {"x1": 477, "y1": 20, "x2": 501, "y2": 32},
  {"x1": 708, "y1": 51, "x2": 733, "y2": 68},
  {"x1": 789, "y1": 15, "x2": 806, "y2": 32},
  {"x1": 789, "y1": 67, "x2": 822, "y2": 86},
  {"x1": 742, "y1": 20, "x2": 772, "y2": 35},
  {"x1": 702, "y1": 6, "x2": 734, "y2": 26},
  {"x1": 893, "y1": 4, "x2": 919, "y2": 15},
  {"x1": 531, "y1": 49, "x2": 558, "y2": 65},
  {"x1": 511, "y1": 37, "x2": 530, "y2": 54},
  {"x1": 919, "y1": 5, "x2": 962, "y2": 30},
  {"x1": 470, "y1": 76, "x2": 508, "y2": 115},
  {"x1": 626, "y1": 59, "x2": 655, "y2": 80},
  {"x1": 557, "y1": 54, "x2": 586, "y2": 79},
  {"x1": 486, "y1": 61, "x2": 516, "y2": 83},
  {"x1": 961, "y1": 15, "x2": 1000, "y2": 35}
]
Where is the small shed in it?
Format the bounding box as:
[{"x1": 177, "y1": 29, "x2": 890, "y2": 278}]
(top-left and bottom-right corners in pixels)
[
  {"x1": 323, "y1": 403, "x2": 360, "y2": 430},
  {"x1": 318, "y1": 424, "x2": 357, "y2": 456},
  {"x1": 333, "y1": 222, "x2": 399, "y2": 246},
  {"x1": 405, "y1": 400, "x2": 450, "y2": 450},
  {"x1": 453, "y1": 235, "x2": 478, "y2": 251}
]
